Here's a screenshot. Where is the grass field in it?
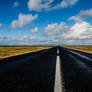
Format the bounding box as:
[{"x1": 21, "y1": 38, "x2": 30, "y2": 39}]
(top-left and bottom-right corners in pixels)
[
  {"x1": 0, "y1": 46, "x2": 92, "y2": 59},
  {"x1": 63, "y1": 46, "x2": 92, "y2": 54},
  {"x1": 0, "y1": 46, "x2": 51, "y2": 59}
]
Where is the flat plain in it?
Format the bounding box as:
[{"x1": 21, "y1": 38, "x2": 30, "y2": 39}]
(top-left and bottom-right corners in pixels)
[
  {"x1": 0, "y1": 46, "x2": 51, "y2": 59},
  {"x1": 63, "y1": 46, "x2": 92, "y2": 54},
  {"x1": 0, "y1": 46, "x2": 92, "y2": 59}
]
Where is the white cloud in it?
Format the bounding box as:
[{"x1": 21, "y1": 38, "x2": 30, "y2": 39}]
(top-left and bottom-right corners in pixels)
[
  {"x1": 62, "y1": 21, "x2": 92, "y2": 40},
  {"x1": 0, "y1": 37, "x2": 8, "y2": 41},
  {"x1": 31, "y1": 27, "x2": 38, "y2": 33},
  {"x1": 28, "y1": 0, "x2": 78, "y2": 12},
  {"x1": 20, "y1": 35, "x2": 37, "y2": 41},
  {"x1": 13, "y1": 2, "x2": 19, "y2": 8},
  {"x1": 10, "y1": 13, "x2": 38, "y2": 29},
  {"x1": 45, "y1": 22, "x2": 68, "y2": 36},
  {"x1": 28, "y1": 0, "x2": 42, "y2": 12},
  {"x1": 52, "y1": 0, "x2": 78, "y2": 10},
  {"x1": 23, "y1": 35, "x2": 28, "y2": 39},
  {"x1": 28, "y1": 0, "x2": 53, "y2": 12},
  {"x1": 0, "y1": 29, "x2": 92, "y2": 45},
  {"x1": 69, "y1": 9, "x2": 92, "y2": 21},
  {"x1": 0, "y1": 23, "x2": 2, "y2": 28}
]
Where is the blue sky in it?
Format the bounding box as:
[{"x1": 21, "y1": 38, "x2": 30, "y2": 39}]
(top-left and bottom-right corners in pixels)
[{"x1": 0, "y1": 0, "x2": 92, "y2": 45}]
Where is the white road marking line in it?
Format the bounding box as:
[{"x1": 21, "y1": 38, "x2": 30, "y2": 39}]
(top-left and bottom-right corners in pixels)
[{"x1": 54, "y1": 49, "x2": 63, "y2": 92}]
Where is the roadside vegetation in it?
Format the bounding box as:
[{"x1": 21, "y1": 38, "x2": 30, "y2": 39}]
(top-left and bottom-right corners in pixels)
[
  {"x1": 0, "y1": 46, "x2": 51, "y2": 59},
  {"x1": 63, "y1": 46, "x2": 92, "y2": 54}
]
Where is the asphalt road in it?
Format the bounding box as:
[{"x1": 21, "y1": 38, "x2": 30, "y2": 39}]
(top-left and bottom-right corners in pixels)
[
  {"x1": 59, "y1": 47, "x2": 92, "y2": 92},
  {"x1": 0, "y1": 46, "x2": 92, "y2": 92},
  {"x1": 0, "y1": 47, "x2": 57, "y2": 92}
]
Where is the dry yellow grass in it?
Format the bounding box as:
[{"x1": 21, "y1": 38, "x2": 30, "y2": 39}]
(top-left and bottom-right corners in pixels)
[
  {"x1": 63, "y1": 46, "x2": 92, "y2": 54},
  {"x1": 0, "y1": 46, "x2": 51, "y2": 59}
]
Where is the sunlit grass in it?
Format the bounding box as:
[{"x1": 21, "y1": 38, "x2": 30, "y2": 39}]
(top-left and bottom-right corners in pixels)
[
  {"x1": 63, "y1": 46, "x2": 92, "y2": 54},
  {"x1": 0, "y1": 46, "x2": 51, "y2": 59}
]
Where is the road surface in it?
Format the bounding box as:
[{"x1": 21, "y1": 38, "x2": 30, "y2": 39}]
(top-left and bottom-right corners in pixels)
[
  {"x1": 0, "y1": 46, "x2": 92, "y2": 92},
  {"x1": 0, "y1": 47, "x2": 57, "y2": 92},
  {"x1": 59, "y1": 47, "x2": 92, "y2": 92}
]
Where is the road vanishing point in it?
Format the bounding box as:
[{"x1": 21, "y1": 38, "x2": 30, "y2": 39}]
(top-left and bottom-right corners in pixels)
[{"x1": 0, "y1": 47, "x2": 92, "y2": 92}]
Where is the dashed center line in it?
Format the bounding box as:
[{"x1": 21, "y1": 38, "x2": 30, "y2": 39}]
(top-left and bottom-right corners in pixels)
[{"x1": 54, "y1": 49, "x2": 64, "y2": 92}]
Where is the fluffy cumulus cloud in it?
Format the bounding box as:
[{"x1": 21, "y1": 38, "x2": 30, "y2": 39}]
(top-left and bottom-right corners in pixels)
[
  {"x1": 28, "y1": 0, "x2": 78, "y2": 12},
  {"x1": 31, "y1": 27, "x2": 38, "y2": 33},
  {"x1": 28, "y1": 0, "x2": 53, "y2": 12},
  {"x1": 45, "y1": 22, "x2": 69, "y2": 36},
  {"x1": 69, "y1": 9, "x2": 92, "y2": 21},
  {"x1": 13, "y1": 2, "x2": 19, "y2": 8},
  {"x1": 62, "y1": 21, "x2": 92, "y2": 40},
  {"x1": 52, "y1": 0, "x2": 78, "y2": 10},
  {"x1": 10, "y1": 13, "x2": 38, "y2": 29},
  {"x1": 0, "y1": 23, "x2": 2, "y2": 28}
]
